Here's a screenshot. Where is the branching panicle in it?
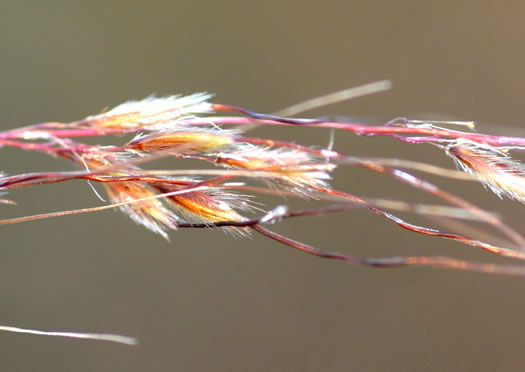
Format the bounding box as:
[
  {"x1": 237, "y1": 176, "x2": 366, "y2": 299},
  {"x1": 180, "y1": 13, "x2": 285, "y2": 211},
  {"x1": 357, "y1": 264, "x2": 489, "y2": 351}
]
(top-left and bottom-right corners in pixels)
[{"x1": 3, "y1": 82, "x2": 525, "y2": 344}]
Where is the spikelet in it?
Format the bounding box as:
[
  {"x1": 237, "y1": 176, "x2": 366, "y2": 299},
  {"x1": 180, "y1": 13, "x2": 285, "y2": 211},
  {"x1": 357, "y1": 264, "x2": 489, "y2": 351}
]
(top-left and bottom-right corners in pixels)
[
  {"x1": 216, "y1": 147, "x2": 335, "y2": 195},
  {"x1": 57, "y1": 145, "x2": 126, "y2": 169},
  {"x1": 155, "y1": 182, "x2": 254, "y2": 236},
  {"x1": 126, "y1": 125, "x2": 236, "y2": 155},
  {"x1": 105, "y1": 181, "x2": 179, "y2": 240},
  {"x1": 84, "y1": 93, "x2": 213, "y2": 130},
  {"x1": 446, "y1": 139, "x2": 525, "y2": 202},
  {"x1": 58, "y1": 148, "x2": 179, "y2": 239}
]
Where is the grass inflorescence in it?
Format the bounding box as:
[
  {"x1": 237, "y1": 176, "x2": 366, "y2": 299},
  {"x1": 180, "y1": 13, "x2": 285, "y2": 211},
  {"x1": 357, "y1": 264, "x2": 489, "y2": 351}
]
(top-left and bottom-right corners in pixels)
[{"x1": 3, "y1": 80, "x2": 525, "y2": 343}]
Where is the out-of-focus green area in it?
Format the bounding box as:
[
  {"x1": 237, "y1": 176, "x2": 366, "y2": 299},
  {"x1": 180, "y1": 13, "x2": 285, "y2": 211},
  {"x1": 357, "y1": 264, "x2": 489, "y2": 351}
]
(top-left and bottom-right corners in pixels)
[{"x1": 1, "y1": 1, "x2": 525, "y2": 371}]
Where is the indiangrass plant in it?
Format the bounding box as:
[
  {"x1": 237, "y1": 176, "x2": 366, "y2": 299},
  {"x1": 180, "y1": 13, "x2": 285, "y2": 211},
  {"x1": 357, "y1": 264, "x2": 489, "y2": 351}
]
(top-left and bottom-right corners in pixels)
[{"x1": 4, "y1": 80, "x2": 525, "y2": 344}]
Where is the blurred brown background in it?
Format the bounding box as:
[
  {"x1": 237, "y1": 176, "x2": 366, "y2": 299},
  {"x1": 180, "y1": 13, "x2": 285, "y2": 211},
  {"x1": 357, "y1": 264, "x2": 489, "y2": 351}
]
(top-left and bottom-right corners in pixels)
[{"x1": 1, "y1": 1, "x2": 525, "y2": 371}]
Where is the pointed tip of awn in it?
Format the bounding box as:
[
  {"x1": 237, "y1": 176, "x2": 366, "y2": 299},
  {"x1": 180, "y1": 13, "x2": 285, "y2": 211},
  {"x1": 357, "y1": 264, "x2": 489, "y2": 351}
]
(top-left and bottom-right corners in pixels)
[{"x1": 0, "y1": 325, "x2": 137, "y2": 345}]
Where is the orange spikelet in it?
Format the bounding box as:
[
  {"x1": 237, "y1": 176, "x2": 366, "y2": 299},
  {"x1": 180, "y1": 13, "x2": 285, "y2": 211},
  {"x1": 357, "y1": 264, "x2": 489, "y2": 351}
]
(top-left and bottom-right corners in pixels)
[
  {"x1": 105, "y1": 181, "x2": 179, "y2": 240},
  {"x1": 154, "y1": 183, "x2": 253, "y2": 235},
  {"x1": 170, "y1": 192, "x2": 244, "y2": 223},
  {"x1": 58, "y1": 148, "x2": 179, "y2": 239},
  {"x1": 127, "y1": 128, "x2": 234, "y2": 154}
]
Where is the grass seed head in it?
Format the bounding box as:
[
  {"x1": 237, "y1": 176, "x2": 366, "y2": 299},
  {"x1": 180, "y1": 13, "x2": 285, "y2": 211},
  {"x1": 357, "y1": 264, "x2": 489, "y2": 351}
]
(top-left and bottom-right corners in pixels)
[
  {"x1": 446, "y1": 139, "x2": 525, "y2": 203},
  {"x1": 84, "y1": 93, "x2": 213, "y2": 131},
  {"x1": 155, "y1": 183, "x2": 255, "y2": 236},
  {"x1": 126, "y1": 126, "x2": 236, "y2": 155},
  {"x1": 105, "y1": 181, "x2": 179, "y2": 240},
  {"x1": 216, "y1": 147, "x2": 336, "y2": 195}
]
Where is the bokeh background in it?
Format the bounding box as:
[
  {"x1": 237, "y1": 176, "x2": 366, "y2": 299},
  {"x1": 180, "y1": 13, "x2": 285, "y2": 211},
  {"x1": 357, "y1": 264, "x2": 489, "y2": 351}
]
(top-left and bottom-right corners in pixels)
[{"x1": 1, "y1": 1, "x2": 525, "y2": 371}]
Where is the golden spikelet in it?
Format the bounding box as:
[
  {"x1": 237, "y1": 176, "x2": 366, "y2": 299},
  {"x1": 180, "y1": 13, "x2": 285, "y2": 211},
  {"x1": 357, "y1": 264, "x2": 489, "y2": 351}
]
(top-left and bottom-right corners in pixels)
[
  {"x1": 126, "y1": 127, "x2": 235, "y2": 154},
  {"x1": 446, "y1": 139, "x2": 525, "y2": 202},
  {"x1": 216, "y1": 147, "x2": 335, "y2": 195}
]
